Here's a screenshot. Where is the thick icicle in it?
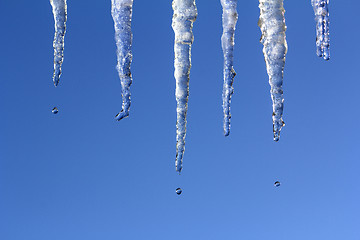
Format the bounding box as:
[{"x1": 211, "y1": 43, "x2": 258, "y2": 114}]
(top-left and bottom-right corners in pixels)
[
  {"x1": 311, "y1": 0, "x2": 330, "y2": 60},
  {"x1": 50, "y1": 0, "x2": 67, "y2": 87},
  {"x1": 111, "y1": 0, "x2": 134, "y2": 121},
  {"x1": 172, "y1": 0, "x2": 197, "y2": 173},
  {"x1": 221, "y1": 0, "x2": 238, "y2": 137},
  {"x1": 258, "y1": 0, "x2": 287, "y2": 141}
]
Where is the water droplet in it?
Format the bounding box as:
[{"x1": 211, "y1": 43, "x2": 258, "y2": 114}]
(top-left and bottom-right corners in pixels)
[
  {"x1": 274, "y1": 181, "x2": 281, "y2": 187},
  {"x1": 52, "y1": 107, "x2": 59, "y2": 114},
  {"x1": 176, "y1": 188, "x2": 182, "y2": 195}
]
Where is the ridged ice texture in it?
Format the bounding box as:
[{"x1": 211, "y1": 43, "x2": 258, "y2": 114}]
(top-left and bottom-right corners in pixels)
[
  {"x1": 311, "y1": 0, "x2": 330, "y2": 60},
  {"x1": 50, "y1": 0, "x2": 67, "y2": 87},
  {"x1": 221, "y1": 0, "x2": 238, "y2": 137},
  {"x1": 258, "y1": 0, "x2": 287, "y2": 141},
  {"x1": 111, "y1": 0, "x2": 133, "y2": 121},
  {"x1": 172, "y1": 0, "x2": 197, "y2": 173}
]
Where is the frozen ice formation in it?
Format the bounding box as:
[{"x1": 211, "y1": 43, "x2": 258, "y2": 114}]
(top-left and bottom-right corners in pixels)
[
  {"x1": 111, "y1": 0, "x2": 134, "y2": 121},
  {"x1": 220, "y1": 0, "x2": 238, "y2": 137},
  {"x1": 258, "y1": 0, "x2": 287, "y2": 141},
  {"x1": 311, "y1": 0, "x2": 330, "y2": 60},
  {"x1": 172, "y1": 0, "x2": 197, "y2": 173},
  {"x1": 50, "y1": 0, "x2": 67, "y2": 87}
]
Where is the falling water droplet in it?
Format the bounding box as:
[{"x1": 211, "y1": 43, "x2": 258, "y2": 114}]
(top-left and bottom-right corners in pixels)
[
  {"x1": 52, "y1": 107, "x2": 59, "y2": 114},
  {"x1": 274, "y1": 181, "x2": 281, "y2": 187},
  {"x1": 176, "y1": 187, "x2": 182, "y2": 195}
]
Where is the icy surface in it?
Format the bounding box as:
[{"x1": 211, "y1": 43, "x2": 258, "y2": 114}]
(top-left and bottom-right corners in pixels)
[
  {"x1": 172, "y1": 0, "x2": 197, "y2": 173},
  {"x1": 221, "y1": 0, "x2": 238, "y2": 137},
  {"x1": 311, "y1": 0, "x2": 330, "y2": 60},
  {"x1": 50, "y1": 0, "x2": 67, "y2": 87},
  {"x1": 258, "y1": 0, "x2": 287, "y2": 141},
  {"x1": 111, "y1": 0, "x2": 134, "y2": 121}
]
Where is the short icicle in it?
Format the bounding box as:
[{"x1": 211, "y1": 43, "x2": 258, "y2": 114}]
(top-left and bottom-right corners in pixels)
[
  {"x1": 258, "y1": 0, "x2": 287, "y2": 141},
  {"x1": 220, "y1": 0, "x2": 238, "y2": 137},
  {"x1": 111, "y1": 0, "x2": 134, "y2": 121},
  {"x1": 50, "y1": 0, "x2": 67, "y2": 87},
  {"x1": 311, "y1": 0, "x2": 330, "y2": 60},
  {"x1": 172, "y1": 0, "x2": 197, "y2": 173}
]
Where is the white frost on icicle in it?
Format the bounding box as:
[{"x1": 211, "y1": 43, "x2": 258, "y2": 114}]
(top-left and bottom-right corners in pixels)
[
  {"x1": 311, "y1": 0, "x2": 330, "y2": 60},
  {"x1": 111, "y1": 0, "x2": 134, "y2": 121},
  {"x1": 172, "y1": 0, "x2": 197, "y2": 173},
  {"x1": 221, "y1": 0, "x2": 238, "y2": 137},
  {"x1": 258, "y1": 0, "x2": 287, "y2": 141},
  {"x1": 50, "y1": 0, "x2": 67, "y2": 87}
]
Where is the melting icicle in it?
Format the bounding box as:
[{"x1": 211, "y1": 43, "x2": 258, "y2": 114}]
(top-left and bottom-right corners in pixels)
[
  {"x1": 258, "y1": 0, "x2": 287, "y2": 142},
  {"x1": 221, "y1": 0, "x2": 238, "y2": 137},
  {"x1": 311, "y1": 0, "x2": 330, "y2": 60},
  {"x1": 50, "y1": 0, "x2": 67, "y2": 87},
  {"x1": 172, "y1": 0, "x2": 197, "y2": 173},
  {"x1": 111, "y1": 0, "x2": 134, "y2": 121}
]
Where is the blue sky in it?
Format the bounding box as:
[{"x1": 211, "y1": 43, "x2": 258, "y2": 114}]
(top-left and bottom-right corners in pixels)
[{"x1": 1, "y1": 0, "x2": 359, "y2": 239}]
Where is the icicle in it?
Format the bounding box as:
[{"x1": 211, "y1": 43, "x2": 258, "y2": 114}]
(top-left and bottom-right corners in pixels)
[
  {"x1": 111, "y1": 0, "x2": 134, "y2": 121},
  {"x1": 311, "y1": 0, "x2": 330, "y2": 60},
  {"x1": 50, "y1": 0, "x2": 67, "y2": 87},
  {"x1": 258, "y1": 0, "x2": 287, "y2": 141},
  {"x1": 172, "y1": 0, "x2": 197, "y2": 173},
  {"x1": 221, "y1": 0, "x2": 238, "y2": 137}
]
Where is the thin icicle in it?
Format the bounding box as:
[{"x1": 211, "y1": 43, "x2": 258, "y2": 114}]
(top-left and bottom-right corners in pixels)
[
  {"x1": 50, "y1": 0, "x2": 67, "y2": 87},
  {"x1": 111, "y1": 0, "x2": 134, "y2": 121},
  {"x1": 258, "y1": 0, "x2": 287, "y2": 141},
  {"x1": 311, "y1": 0, "x2": 330, "y2": 60},
  {"x1": 221, "y1": 0, "x2": 238, "y2": 137},
  {"x1": 172, "y1": 0, "x2": 197, "y2": 173}
]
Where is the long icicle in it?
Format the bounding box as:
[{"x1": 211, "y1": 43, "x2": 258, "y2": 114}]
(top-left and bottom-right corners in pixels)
[
  {"x1": 172, "y1": 0, "x2": 197, "y2": 173},
  {"x1": 111, "y1": 0, "x2": 134, "y2": 121},
  {"x1": 50, "y1": 0, "x2": 67, "y2": 87},
  {"x1": 221, "y1": 0, "x2": 238, "y2": 137},
  {"x1": 311, "y1": 0, "x2": 330, "y2": 60},
  {"x1": 258, "y1": 0, "x2": 287, "y2": 141}
]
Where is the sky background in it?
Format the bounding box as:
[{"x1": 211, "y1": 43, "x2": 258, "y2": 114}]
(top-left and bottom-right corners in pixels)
[{"x1": 1, "y1": 0, "x2": 360, "y2": 239}]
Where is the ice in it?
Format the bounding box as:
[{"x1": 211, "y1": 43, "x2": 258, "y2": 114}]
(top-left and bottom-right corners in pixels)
[
  {"x1": 221, "y1": 0, "x2": 238, "y2": 137},
  {"x1": 111, "y1": 0, "x2": 134, "y2": 121},
  {"x1": 258, "y1": 0, "x2": 287, "y2": 141},
  {"x1": 311, "y1": 0, "x2": 330, "y2": 60},
  {"x1": 50, "y1": 0, "x2": 67, "y2": 87},
  {"x1": 172, "y1": 0, "x2": 197, "y2": 172}
]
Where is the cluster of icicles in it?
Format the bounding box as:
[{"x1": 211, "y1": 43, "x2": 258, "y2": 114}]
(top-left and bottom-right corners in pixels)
[{"x1": 50, "y1": 0, "x2": 330, "y2": 173}]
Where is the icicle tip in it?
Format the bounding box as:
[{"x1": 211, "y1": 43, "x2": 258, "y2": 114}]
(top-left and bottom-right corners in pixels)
[
  {"x1": 175, "y1": 152, "x2": 183, "y2": 173},
  {"x1": 53, "y1": 73, "x2": 60, "y2": 87},
  {"x1": 115, "y1": 110, "x2": 129, "y2": 121},
  {"x1": 273, "y1": 118, "x2": 285, "y2": 142},
  {"x1": 224, "y1": 128, "x2": 230, "y2": 137}
]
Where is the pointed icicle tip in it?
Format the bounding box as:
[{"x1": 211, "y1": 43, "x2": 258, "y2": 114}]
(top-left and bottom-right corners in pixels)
[
  {"x1": 115, "y1": 110, "x2": 129, "y2": 121},
  {"x1": 175, "y1": 148, "x2": 184, "y2": 173},
  {"x1": 273, "y1": 115, "x2": 285, "y2": 141}
]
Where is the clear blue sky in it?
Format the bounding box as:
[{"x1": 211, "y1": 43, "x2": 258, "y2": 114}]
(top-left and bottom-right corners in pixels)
[{"x1": 1, "y1": 1, "x2": 359, "y2": 239}]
